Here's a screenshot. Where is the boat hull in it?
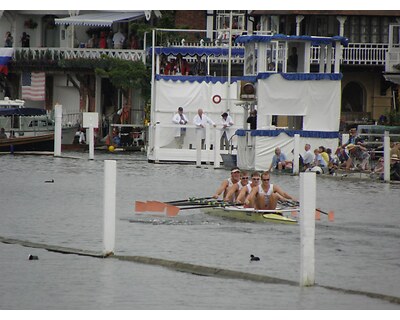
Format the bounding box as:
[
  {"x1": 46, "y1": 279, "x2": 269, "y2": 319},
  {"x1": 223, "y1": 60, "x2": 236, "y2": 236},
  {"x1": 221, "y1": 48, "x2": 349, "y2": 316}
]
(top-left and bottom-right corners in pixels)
[
  {"x1": 201, "y1": 206, "x2": 298, "y2": 224},
  {"x1": 0, "y1": 134, "x2": 54, "y2": 152}
]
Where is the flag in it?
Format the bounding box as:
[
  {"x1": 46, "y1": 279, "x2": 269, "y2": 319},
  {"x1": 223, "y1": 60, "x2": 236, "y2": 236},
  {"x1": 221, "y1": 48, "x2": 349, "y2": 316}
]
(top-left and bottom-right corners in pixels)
[
  {"x1": 21, "y1": 72, "x2": 46, "y2": 101},
  {"x1": 0, "y1": 48, "x2": 14, "y2": 75}
]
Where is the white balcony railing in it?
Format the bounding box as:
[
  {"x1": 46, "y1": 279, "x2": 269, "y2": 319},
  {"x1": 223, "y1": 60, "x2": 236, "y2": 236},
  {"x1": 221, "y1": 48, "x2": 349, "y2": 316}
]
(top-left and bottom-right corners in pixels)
[
  {"x1": 13, "y1": 47, "x2": 146, "y2": 63},
  {"x1": 11, "y1": 42, "x2": 393, "y2": 68}
]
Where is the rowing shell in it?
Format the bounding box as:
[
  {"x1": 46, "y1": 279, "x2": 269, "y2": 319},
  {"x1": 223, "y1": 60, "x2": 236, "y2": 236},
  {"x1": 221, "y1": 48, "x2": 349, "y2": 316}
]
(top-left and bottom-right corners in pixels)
[{"x1": 201, "y1": 206, "x2": 298, "y2": 224}]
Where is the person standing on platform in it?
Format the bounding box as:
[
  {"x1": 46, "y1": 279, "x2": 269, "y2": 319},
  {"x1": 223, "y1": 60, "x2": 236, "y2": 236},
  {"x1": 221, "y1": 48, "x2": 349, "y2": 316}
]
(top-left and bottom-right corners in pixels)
[
  {"x1": 172, "y1": 107, "x2": 188, "y2": 149},
  {"x1": 220, "y1": 112, "x2": 234, "y2": 150},
  {"x1": 193, "y1": 108, "x2": 216, "y2": 149}
]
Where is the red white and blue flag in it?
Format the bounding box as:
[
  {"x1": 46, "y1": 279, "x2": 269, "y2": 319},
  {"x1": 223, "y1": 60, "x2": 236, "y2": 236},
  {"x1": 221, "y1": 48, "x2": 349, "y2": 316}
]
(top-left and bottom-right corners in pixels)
[
  {"x1": 21, "y1": 72, "x2": 46, "y2": 101},
  {"x1": 0, "y1": 48, "x2": 14, "y2": 75}
]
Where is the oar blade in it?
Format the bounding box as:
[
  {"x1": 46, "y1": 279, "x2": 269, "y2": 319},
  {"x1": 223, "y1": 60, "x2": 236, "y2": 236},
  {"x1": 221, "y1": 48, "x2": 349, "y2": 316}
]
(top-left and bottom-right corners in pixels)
[
  {"x1": 146, "y1": 201, "x2": 166, "y2": 212},
  {"x1": 328, "y1": 211, "x2": 335, "y2": 222},
  {"x1": 135, "y1": 201, "x2": 147, "y2": 212},
  {"x1": 315, "y1": 210, "x2": 321, "y2": 220},
  {"x1": 166, "y1": 205, "x2": 180, "y2": 217}
]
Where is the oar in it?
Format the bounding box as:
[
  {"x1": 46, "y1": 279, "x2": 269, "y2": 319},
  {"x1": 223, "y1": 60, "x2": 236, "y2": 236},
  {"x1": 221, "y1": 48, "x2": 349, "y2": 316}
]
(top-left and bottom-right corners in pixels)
[
  {"x1": 277, "y1": 200, "x2": 334, "y2": 221},
  {"x1": 166, "y1": 203, "x2": 228, "y2": 217},
  {"x1": 166, "y1": 196, "x2": 213, "y2": 204},
  {"x1": 315, "y1": 208, "x2": 335, "y2": 222}
]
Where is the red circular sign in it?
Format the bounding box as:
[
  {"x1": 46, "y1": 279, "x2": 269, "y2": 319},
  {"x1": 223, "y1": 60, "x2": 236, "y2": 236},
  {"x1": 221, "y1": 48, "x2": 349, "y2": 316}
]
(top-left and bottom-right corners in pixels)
[{"x1": 212, "y1": 95, "x2": 221, "y2": 104}]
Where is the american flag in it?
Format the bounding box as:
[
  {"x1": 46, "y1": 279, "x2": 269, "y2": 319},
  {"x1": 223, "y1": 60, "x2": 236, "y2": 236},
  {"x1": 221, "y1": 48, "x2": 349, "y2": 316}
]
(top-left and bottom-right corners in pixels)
[{"x1": 21, "y1": 72, "x2": 46, "y2": 101}]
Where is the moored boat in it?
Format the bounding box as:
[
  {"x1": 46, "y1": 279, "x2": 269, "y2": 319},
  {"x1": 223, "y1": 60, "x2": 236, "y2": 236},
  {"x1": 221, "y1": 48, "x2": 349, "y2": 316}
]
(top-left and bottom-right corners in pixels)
[
  {"x1": 0, "y1": 133, "x2": 54, "y2": 152},
  {"x1": 201, "y1": 205, "x2": 298, "y2": 224}
]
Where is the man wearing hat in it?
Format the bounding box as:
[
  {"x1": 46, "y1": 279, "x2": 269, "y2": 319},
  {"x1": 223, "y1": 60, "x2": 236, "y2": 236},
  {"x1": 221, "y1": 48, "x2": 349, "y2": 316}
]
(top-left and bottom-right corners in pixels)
[
  {"x1": 390, "y1": 154, "x2": 400, "y2": 181},
  {"x1": 345, "y1": 143, "x2": 370, "y2": 171},
  {"x1": 220, "y1": 112, "x2": 234, "y2": 150},
  {"x1": 212, "y1": 167, "x2": 241, "y2": 199}
]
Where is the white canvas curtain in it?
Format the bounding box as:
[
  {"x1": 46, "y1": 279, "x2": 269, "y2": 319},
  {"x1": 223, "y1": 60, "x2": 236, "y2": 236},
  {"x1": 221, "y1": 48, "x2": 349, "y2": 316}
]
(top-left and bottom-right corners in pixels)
[{"x1": 257, "y1": 75, "x2": 341, "y2": 131}]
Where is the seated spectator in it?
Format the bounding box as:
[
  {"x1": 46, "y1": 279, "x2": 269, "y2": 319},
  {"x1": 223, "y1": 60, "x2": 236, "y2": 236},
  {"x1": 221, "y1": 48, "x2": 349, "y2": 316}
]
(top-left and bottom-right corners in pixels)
[
  {"x1": 345, "y1": 143, "x2": 370, "y2": 171},
  {"x1": 370, "y1": 157, "x2": 385, "y2": 180},
  {"x1": 342, "y1": 127, "x2": 365, "y2": 148},
  {"x1": 335, "y1": 147, "x2": 349, "y2": 169},
  {"x1": 0, "y1": 127, "x2": 8, "y2": 139},
  {"x1": 390, "y1": 154, "x2": 400, "y2": 181},
  {"x1": 309, "y1": 148, "x2": 327, "y2": 172},
  {"x1": 390, "y1": 142, "x2": 400, "y2": 159},
  {"x1": 269, "y1": 147, "x2": 292, "y2": 171},
  {"x1": 319, "y1": 146, "x2": 329, "y2": 165},
  {"x1": 302, "y1": 143, "x2": 314, "y2": 171}
]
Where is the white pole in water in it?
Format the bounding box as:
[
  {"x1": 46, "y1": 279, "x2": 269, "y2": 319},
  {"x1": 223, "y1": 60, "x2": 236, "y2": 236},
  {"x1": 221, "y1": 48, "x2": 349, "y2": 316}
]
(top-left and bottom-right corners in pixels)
[
  {"x1": 383, "y1": 131, "x2": 390, "y2": 182},
  {"x1": 196, "y1": 129, "x2": 202, "y2": 168},
  {"x1": 293, "y1": 134, "x2": 300, "y2": 175},
  {"x1": 103, "y1": 160, "x2": 116, "y2": 255},
  {"x1": 88, "y1": 124, "x2": 94, "y2": 160},
  {"x1": 54, "y1": 104, "x2": 62, "y2": 157},
  {"x1": 300, "y1": 172, "x2": 316, "y2": 286}
]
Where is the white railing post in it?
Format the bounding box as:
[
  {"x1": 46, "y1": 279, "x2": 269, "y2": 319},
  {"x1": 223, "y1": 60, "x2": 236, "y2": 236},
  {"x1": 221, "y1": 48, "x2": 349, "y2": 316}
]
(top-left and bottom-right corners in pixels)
[{"x1": 293, "y1": 134, "x2": 300, "y2": 175}]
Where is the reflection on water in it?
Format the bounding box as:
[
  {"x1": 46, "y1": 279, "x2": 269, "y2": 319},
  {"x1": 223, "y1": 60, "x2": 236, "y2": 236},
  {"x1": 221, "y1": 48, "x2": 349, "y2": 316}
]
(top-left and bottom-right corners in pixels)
[{"x1": 0, "y1": 151, "x2": 399, "y2": 309}]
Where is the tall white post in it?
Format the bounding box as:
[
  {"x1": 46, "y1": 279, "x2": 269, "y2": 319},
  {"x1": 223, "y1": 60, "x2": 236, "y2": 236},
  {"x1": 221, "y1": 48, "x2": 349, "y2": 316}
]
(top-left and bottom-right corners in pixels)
[
  {"x1": 54, "y1": 104, "x2": 62, "y2": 157},
  {"x1": 196, "y1": 129, "x2": 202, "y2": 168},
  {"x1": 300, "y1": 172, "x2": 316, "y2": 286},
  {"x1": 213, "y1": 126, "x2": 221, "y2": 169},
  {"x1": 384, "y1": 131, "x2": 390, "y2": 182},
  {"x1": 103, "y1": 160, "x2": 116, "y2": 256},
  {"x1": 88, "y1": 125, "x2": 94, "y2": 160},
  {"x1": 293, "y1": 134, "x2": 300, "y2": 175}
]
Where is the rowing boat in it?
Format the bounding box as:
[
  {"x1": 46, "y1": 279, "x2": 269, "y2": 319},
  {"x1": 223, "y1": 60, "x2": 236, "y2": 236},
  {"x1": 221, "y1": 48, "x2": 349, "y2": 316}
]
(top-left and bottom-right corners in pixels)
[{"x1": 201, "y1": 206, "x2": 298, "y2": 224}]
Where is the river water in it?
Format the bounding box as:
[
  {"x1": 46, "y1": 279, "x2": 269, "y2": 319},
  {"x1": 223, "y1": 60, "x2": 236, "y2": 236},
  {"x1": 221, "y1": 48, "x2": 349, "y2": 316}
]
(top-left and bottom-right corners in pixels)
[{"x1": 0, "y1": 151, "x2": 399, "y2": 310}]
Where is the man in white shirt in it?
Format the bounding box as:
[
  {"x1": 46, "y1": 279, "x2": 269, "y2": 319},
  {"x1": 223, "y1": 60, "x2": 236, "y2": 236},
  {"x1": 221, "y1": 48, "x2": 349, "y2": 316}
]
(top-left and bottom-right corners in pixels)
[
  {"x1": 220, "y1": 112, "x2": 234, "y2": 150},
  {"x1": 172, "y1": 107, "x2": 188, "y2": 149},
  {"x1": 193, "y1": 108, "x2": 216, "y2": 149},
  {"x1": 303, "y1": 143, "x2": 314, "y2": 171},
  {"x1": 113, "y1": 30, "x2": 125, "y2": 49}
]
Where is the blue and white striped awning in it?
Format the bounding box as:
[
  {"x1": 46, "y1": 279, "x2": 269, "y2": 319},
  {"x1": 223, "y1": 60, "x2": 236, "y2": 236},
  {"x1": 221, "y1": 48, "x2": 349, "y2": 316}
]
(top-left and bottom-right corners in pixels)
[{"x1": 54, "y1": 12, "x2": 146, "y2": 27}]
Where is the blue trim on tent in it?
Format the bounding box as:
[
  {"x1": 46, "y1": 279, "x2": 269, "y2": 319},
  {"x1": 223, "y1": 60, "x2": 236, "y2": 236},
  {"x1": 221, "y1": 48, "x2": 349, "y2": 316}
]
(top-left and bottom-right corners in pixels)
[
  {"x1": 155, "y1": 75, "x2": 257, "y2": 84},
  {"x1": 235, "y1": 129, "x2": 339, "y2": 139},
  {"x1": 279, "y1": 73, "x2": 343, "y2": 81},
  {"x1": 150, "y1": 46, "x2": 245, "y2": 57},
  {"x1": 235, "y1": 34, "x2": 349, "y2": 46},
  {"x1": 156, "y1": 73, "x2": 341, "y2": 83}
]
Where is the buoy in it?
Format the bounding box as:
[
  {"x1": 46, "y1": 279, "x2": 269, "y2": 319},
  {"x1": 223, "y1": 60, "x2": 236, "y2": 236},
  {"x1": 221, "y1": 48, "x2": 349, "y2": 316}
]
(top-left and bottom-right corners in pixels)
[
  {"x1": 108, "y1": 145, "x2": 115, "y2": 152},
  {"x1": 28, "y1": 255, "x2": 38, "y2": 260}
]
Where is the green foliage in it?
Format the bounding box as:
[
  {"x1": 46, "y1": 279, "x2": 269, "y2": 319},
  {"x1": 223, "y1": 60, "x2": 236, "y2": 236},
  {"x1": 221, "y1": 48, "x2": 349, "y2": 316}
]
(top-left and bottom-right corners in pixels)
[
  {"x1": 386, "y1": 110, "x2": 400, "y2": 125},
  {"x1": 95, "y1": 56, "x2": 151, "y2": 101}
]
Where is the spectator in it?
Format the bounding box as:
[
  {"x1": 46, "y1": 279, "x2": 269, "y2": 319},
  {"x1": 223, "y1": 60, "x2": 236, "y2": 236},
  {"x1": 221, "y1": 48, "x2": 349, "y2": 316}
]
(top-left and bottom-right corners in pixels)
[
  {"x1": 98, "y1": 32, "x2": 107, "y2": 49},
  {"x1": 4, "y1": 31, "x2": 13, "y2": 47},
  {"x1": 302, "y1": 143, "x2": 314, "y2": 171},
  {"x1": 113, "y1": 30, "x2": 125, "y2": 49},
  {"x1": 287, "y1": 47, "x2": 298, "y2": 72},
  {"x1": 269, "y1": 147, "x2": 292, "y2": 171},
  {"x1": 345, "y1": 143, "x2": 370, "y2": 171},
  {"x1": 342, "y1": 127, "x2": 365, "y2": 148},
  {"x1": 192, "y1": 54, "x2": 206, "y2": 76},
  {"x1": 173, "y1": 53, "x2": 190, "y2": 75},
  {"x1": 193, "y1": 108, "x2": 216, "y2": 149},
  {"x1": 319, "y1": 146, "x2": 329, "y2": 165},
  {"x1": 220, "y1": 112, "x2": 234, "y2": 150},
  {"x1": 390, "y1": 154, "x2": 400, "y2": 181},
  {"x1": 172, "y1": 107, "x2": 188, "y2": 149},
  {"x1": 0, "y1": 127, "x2": 8, "y2": 139},
  {"x1": 21, "y1": 32, "x2": 30, "y2": 47},
  {"x1": 246, "y1": 110, "x2": 257, "y2": 130}
]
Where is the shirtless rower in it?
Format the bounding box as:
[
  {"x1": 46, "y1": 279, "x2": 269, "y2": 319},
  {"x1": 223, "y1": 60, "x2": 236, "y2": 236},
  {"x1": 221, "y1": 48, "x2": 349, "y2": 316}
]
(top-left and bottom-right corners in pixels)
[
  {"x1": 245, "y1": 171, "x2": 296, "y2": 210},
  {"x1": 223, "y1": 170, "x2": 251, "y2": 202},
  {"x1": 212, "y1": 167, "x2": 241, "y2": 199}
]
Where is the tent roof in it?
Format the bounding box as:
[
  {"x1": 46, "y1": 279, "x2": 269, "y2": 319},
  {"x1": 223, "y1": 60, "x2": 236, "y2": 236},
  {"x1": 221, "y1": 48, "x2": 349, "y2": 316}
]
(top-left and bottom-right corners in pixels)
[{"x1": 54, "y1": 11, "x2": 146, "y2": 27}]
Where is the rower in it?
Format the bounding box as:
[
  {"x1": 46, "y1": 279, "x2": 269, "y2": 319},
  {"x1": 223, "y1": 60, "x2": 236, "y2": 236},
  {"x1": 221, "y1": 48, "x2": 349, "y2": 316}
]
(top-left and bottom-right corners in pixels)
[
  {"x1": 212, "y1": 167, "x2": 241, "y2": 199},
  {"x1": 223, "y1": 170, "x2": 250, "y2": 202},
  {"x1": 245, "y1": 171, "x2": 297, "y2": 210},
  {"x1": 236, "y1": 171, "x2": 261, "y2": 207}
]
